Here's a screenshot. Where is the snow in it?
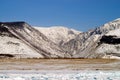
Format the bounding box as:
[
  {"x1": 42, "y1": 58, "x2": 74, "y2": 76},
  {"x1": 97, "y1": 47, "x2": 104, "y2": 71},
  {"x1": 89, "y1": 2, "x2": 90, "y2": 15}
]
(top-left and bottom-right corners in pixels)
[
  {"x1": 96, "y1": 23, "x2": 120, "y2": 59},
  {"x1": 93, "y1": 34, "x2": 100, "y2": 42},
  {"x1": 1, "y1": 19, "x2": 120, "y2": 59},
  {"x1": 114, "y1": 18, "x2": 120, "y2": 21},
  {"x1": 96, "y1": 44, "x2": 120, "y2": 59},
  {"x1": 0, "y1": 36, "x2": 43, "y2": 58},
  {"x1": 0, "y1": 23, "x2": 70, "y2": 58},
  {"x1": 0, "y1": 70, "x2": 120, "y2": 80},
  {"x1": 103, "y1": 55, "x2": 120, "y2": 59},
  {"x1": 94, "y1": 18, "x2": 120, "y2": 59},
  {"x1": 34, "y1": 26, "x2": 81, "y2": 44},
  {"x1": 106, "y1": 29, "x2": 120, "y2": 37},
  {"x1": 98, "y1": 18, "x2": 120, "y2": 34}
]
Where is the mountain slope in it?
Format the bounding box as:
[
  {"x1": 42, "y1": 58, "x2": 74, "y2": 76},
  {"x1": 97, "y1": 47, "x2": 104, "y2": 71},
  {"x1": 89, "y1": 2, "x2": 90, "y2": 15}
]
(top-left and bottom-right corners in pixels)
[
  {"x1": 0, "y1": 18, "x2": 120, "y2": 59},
  {"x1": 62, "y1": 18, "x2": 120, "y2": 59},
  {"x1": 34, "y1": 26, "x2": 81, "y2": 44},
  {"x1": 0, "y1": 22, "x2": 69, "y2": 58}
]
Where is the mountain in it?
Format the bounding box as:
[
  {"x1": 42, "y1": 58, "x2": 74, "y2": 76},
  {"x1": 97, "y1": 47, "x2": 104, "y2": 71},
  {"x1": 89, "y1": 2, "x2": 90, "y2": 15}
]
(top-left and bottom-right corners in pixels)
[
  {"x1": 34, "y1": 26, "x2": 81, "y2": 44},
  {"x1": 61, "y1": 18, "x2": 120, "y2": 59},
  {"x1": 0, "y1": 18, "x2": 120, "y2": 59},
  {"x1": 0, "y1": 22, "x2": 70, "y2": 58}
]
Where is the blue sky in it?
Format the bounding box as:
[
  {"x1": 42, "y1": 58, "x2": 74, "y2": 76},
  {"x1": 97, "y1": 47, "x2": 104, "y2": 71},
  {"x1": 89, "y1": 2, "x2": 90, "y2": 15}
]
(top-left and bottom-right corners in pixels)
[{"x1": 0, "y1": 0, "x2": 120, "y2": 31}]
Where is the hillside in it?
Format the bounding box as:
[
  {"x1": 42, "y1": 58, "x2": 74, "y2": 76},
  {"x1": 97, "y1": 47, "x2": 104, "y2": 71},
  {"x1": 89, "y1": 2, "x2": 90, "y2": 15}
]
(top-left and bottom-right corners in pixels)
[
  {"x1": 0, "y1": 22, "x2": 69, "y2": 58},
  {"x1": 34, "y1": 26, "x2": 81, "y2": 45},
  {"x1": 0, "y1": 18, "x2": 120, "y2": 59},
  {"x1": 62, "y1": 18, "x2": 120, "y2": 59}
]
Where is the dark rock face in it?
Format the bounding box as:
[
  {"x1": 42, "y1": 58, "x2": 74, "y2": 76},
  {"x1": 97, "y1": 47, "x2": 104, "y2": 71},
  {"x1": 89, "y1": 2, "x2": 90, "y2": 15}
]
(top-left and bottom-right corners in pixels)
[
  {"x1": 100, "y1": 35, "x2": 120, "y2": 44},
  {"x1": 0, "y1": 22, "x2": 15, "y2": 37},
  {"x1": 0, "y1": 54, "x2": 14, "y2": 58},
  {"x1": 0, "y1": 22, "x2": 26, "y2": 31}
]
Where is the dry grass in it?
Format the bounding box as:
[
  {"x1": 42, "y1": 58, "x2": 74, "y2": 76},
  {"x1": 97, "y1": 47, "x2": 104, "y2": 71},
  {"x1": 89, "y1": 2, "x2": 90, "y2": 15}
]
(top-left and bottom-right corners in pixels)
[
  {"x1": 0, "y1": 58, "x2": 118, "y2": 64},
  {"x1": 0, "y1": 58, "x2": 119, "y2": 70}
]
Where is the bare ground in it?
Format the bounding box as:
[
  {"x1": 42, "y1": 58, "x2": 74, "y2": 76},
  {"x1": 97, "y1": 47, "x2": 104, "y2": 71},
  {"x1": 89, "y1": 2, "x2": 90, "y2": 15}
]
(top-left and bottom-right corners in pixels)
[{"x1": 0, "y1": 59, "x2": 120, "y2": 70}]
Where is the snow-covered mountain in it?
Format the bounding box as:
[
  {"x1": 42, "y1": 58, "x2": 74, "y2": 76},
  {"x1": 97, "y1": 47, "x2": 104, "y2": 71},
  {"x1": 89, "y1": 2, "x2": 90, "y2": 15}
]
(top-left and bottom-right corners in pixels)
[
  {"x1": 0, "y1": 22, "x2": 70, "y2": 58},
  {"x1": 34, "y1": 26, "x2": 81, "y2": 44},
  {"x1": 0, "y1": 18, "x2": 120, "y2": 59},
  {"x1": 62, "y1": 18, "x2": 120, "y2": 59}
]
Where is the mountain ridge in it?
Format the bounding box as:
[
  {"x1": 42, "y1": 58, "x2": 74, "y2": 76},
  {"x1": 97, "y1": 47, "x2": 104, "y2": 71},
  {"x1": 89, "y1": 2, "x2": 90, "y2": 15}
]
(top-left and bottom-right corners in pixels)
[
  {"x1": 0, "y1": 18, "x2": 120, "y2": 59},
  {"x1": 62, "y1": 18, "x2": 120, "y2": 59},
  {"x1": 0, "y1": 22, "x2": 70, "y2": 58},
  {"x1": 34, "y1": 26, "x2": 81, "y2": 44}
]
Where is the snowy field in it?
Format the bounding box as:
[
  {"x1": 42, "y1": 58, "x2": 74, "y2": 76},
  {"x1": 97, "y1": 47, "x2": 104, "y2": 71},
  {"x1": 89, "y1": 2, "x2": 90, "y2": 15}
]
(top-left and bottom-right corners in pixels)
[{"x1": 0, "y1": 70, "x2": 120, "y2": 80}]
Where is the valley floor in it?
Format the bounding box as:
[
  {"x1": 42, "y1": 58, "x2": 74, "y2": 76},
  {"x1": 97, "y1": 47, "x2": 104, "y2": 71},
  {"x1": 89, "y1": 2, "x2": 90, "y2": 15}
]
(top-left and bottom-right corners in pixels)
[{"x1": 0, "y1": 59, "x2": 119, "y2": 70}]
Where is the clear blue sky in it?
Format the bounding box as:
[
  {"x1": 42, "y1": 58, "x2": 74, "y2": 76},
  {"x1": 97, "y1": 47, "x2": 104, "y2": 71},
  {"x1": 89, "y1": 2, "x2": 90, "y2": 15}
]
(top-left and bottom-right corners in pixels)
[{"x1": 0, "y1": 0, "x2": 120, "y2": 31}]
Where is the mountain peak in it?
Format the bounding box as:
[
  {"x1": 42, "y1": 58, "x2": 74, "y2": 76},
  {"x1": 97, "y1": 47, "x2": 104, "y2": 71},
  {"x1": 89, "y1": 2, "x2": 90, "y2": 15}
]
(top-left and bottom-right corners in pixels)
[
  {"x1": 35, "y1": 26, "x2": 81, "y2": 44},
  {"x1": 114, "y1": 18, "x2": 120, "y2": 21},
  {"x1": 0, "y1": 21, "x2": 29, "y2": 30}
]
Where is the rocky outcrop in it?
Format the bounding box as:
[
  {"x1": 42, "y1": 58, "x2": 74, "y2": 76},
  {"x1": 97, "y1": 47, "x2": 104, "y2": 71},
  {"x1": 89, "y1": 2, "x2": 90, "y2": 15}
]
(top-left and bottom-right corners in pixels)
[{"x1": 100, "y1": 35, "x2": 120, "y2": 44}]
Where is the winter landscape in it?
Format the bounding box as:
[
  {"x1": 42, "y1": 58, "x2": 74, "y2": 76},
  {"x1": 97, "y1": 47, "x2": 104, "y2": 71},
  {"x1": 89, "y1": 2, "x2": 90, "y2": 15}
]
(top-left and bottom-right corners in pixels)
[
  {"x1": 1, "y1": 0, "x2": 120, "y2": 80},
  {"x1": 0, "y1": 18, "x2": 120, "y2": 80},
  {"x1": 0, "y1": 18, "x2": 120, "y2": 59}
]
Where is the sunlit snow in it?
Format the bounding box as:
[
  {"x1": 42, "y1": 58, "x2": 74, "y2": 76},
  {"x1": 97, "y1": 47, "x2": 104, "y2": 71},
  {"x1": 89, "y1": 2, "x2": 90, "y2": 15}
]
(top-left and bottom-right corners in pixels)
[{"x1": 0, "y1": 71, "x2": 120, "y2": 80}]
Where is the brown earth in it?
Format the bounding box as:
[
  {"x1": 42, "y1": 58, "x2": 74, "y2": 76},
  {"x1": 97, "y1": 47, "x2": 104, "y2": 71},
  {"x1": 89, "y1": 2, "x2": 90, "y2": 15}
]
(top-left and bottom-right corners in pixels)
[{"x1": 0, "y1": 59, "x2": 119, "y2": 70}]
